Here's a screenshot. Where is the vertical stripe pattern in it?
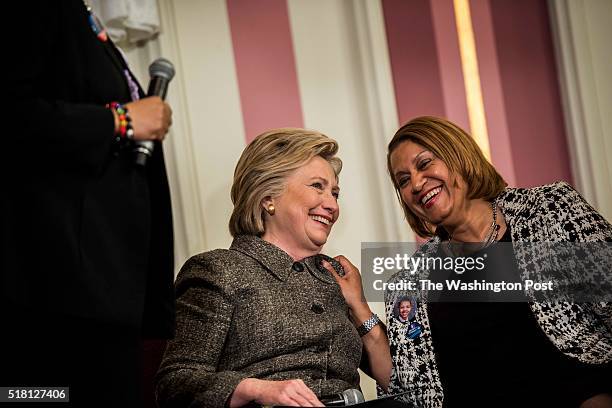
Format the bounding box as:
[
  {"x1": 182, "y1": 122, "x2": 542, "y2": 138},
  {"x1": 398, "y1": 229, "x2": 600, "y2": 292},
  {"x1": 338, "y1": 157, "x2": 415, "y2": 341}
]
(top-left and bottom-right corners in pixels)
[
  {"x1": 227, "y1": 0, "x2": 304, "y2": 142},
  {"x1": 382, "y1": 0, "x2": 446, "y2": 124},
  {"x1": 453, "y1": 0, "x2": 491, "y2": 160}
]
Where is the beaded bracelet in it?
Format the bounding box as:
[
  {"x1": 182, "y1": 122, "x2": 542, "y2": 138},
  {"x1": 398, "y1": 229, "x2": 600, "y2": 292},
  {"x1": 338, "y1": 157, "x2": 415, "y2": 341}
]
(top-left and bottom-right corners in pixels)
[{"x1": 106, "y1": 102, "x2": 134, "y2": 140}]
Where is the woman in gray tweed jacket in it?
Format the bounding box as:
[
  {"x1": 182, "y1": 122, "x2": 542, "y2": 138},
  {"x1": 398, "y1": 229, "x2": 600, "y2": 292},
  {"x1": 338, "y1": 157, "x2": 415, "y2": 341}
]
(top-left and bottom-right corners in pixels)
[
  {"x1": 383, "y1": 116, "x2": 612, "y2": 407},
  {"x1": 156, "y1": 128, "x2": 391, "y2": 407}
]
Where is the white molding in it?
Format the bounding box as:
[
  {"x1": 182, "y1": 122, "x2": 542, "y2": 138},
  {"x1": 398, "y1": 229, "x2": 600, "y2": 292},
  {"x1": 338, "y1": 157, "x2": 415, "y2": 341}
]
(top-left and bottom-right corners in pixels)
[
  {"x1": 352, "y1": 0, "x2": 414, "y2": 242},
  {"x1": 548, "y1": 0, "x2": 594, "y2": 199},
  {"x1": 156, "y1": 0, "x2": 208, "y2": 270},
  {"x1": 548, "y1": 0, "x2": 612, "y2": 221}
]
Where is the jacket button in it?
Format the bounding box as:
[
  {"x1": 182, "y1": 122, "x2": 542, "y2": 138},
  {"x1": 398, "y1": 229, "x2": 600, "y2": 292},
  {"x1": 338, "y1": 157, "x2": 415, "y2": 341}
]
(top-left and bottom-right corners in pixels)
[
  {"x1": 292, "y1": 262, "x2": 304, "y2": 272},
  {"x1": 311, "y1": 303, "x2": 324, "y2": 314}
]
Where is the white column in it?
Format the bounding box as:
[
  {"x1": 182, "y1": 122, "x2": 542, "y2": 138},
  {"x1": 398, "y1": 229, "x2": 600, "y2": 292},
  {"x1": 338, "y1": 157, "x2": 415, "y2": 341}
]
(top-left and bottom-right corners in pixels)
[
  {"x1": 155, "y1": 0, "x2": 247, "y2": 271},
  {"x1": 549, "y1": 0, "x2": 612, "y2": 221}
]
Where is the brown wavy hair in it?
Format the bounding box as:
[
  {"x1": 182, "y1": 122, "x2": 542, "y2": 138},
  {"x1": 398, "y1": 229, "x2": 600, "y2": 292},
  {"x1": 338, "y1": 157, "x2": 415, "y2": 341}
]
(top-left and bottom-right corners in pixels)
[{"x1": 387, "y1": 116, "x2": 507, "y2": 237}]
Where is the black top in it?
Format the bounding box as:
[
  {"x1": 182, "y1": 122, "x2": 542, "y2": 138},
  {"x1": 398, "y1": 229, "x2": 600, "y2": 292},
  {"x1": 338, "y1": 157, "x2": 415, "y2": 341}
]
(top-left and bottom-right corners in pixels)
[
  {"x1": 2, "y1": 0, "x2": 174, "y2": 337},
  {"x1": 427, "y1": 227, "x2": 612, "y2": 407}
]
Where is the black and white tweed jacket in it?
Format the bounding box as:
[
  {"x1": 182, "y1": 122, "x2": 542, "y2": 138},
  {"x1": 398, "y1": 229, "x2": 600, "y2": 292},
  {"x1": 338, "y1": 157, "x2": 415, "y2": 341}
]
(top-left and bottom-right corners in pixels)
[{"x1": 383, "y1": 182, "x2": 612, "y2": 407}]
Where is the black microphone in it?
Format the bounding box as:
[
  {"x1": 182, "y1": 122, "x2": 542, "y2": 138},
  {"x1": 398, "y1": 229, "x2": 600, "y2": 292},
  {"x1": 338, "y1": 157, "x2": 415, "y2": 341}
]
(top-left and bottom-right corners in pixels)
[
  {"x1": 321, "y1": 389, "x2": 364, "y2": 406},
  {"x1": 134, "y1": 57, "x2": 175, "y2": 166}
]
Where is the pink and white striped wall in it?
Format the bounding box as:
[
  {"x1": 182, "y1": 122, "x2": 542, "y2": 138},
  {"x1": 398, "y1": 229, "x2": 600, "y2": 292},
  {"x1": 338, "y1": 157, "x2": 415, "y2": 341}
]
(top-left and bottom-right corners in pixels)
[
  {"x1": 166, "y1": 0, "x2": 573, "y2": 253},
  {"x1": 383, "y1": 0, "x2": 571, "y2": 188},
  {"x1": 225, "y1": 0, "x2": 571, "y2": 186}
]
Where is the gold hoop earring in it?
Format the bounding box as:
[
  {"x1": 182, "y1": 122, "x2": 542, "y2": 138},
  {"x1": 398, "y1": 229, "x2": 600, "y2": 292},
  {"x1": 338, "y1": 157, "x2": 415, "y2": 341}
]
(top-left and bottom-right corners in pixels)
[{"x1": 266, "y1": 204, "x2": 275, "y2": 216}]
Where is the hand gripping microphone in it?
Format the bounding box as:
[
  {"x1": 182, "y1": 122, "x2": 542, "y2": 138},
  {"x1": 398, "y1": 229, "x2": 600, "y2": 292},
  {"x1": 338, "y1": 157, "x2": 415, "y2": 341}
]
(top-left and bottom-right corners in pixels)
[
  {"x1": 321, "y1": 389, "x2": 365, "y2": 406},
  {"x1": 134, "y1": 57, "x2": 175, "y2": 166}
]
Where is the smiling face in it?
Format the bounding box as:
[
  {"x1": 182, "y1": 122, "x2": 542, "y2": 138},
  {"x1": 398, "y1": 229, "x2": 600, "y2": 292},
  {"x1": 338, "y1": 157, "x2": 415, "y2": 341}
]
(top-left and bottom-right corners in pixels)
[
  {"x1": 399, "y1": 300, "x2": 412, "y2": 320},
  {"x1": 390, "y1": 140, "x2": 468, "y2": 229},
  {"x1": 262, "y1": 155, "x2": 340, "y2": 260}
]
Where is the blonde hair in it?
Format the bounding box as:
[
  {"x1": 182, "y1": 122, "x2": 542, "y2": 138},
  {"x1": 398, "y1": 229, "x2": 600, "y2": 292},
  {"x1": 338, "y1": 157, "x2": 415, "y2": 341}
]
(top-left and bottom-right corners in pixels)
[
  {"x1": 230, "y1": 128, "x2": 342, "y2": 237},
  {"x1": 387, "y1": 116, "x2": 507, "y2": 237}
]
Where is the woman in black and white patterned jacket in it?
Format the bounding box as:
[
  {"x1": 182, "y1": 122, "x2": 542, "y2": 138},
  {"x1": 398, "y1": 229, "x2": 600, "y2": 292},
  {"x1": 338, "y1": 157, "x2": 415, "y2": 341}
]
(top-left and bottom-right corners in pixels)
[{"x1": 383, "y1": 116, "x2": 612, "y2": 407}]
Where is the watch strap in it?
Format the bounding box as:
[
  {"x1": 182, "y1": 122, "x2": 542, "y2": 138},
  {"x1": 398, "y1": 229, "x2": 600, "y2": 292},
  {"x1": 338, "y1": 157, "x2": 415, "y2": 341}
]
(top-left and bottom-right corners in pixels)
[{"x1": 357, "y1": 313, "x2": 381, "y2": 336}]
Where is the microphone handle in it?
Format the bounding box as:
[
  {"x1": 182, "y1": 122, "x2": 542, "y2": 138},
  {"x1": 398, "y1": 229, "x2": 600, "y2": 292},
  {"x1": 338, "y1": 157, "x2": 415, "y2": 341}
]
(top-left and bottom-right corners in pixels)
[
  {"x1": 147, "y1": 77, "x2": 170, "y2": 100},
  {"x1": 135, "y1": 76, "x2": 170, "y2": 166},
  {"x1": 324, "y1": 400, "x2": 347, "y2": 407},
  {"x1": 321, "y1": 395, "x2": 347, "y2": 406},
  {"x1": 134, "y1": 141, "x2": 154, "y2": 166}
]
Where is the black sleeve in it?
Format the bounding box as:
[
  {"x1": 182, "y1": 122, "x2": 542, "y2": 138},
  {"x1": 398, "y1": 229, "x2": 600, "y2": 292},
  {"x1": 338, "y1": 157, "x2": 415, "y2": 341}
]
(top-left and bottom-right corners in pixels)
[{"x1": 7, "y1": 1, "x2": 117, "y2": 173}]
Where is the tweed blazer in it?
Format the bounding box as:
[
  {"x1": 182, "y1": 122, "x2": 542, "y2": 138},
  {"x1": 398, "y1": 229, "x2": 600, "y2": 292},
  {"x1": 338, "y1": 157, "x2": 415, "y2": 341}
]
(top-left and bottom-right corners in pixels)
[
  {"x1": 156, "y1": 235, "x2": 362, "y2": 408},
  {"x1": 383, "y1": 182, "x2": 612, "y2": 407}
]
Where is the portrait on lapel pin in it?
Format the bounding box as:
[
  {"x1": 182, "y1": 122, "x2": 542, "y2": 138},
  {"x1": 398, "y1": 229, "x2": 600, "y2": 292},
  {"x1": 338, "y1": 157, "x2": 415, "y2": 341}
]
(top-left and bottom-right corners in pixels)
[
  {"x1": 393, "y1": 295, "x2": 422, "y2": 339},
  {"x1": 393, "y1": 295, "x2": 416, "y2": 323}
]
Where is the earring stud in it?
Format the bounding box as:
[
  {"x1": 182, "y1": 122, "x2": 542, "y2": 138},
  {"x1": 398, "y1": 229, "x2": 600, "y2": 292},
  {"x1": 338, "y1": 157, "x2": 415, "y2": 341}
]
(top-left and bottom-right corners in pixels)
[{"x1": 266, "y1": 204, "x2": 275, "y2": 215}]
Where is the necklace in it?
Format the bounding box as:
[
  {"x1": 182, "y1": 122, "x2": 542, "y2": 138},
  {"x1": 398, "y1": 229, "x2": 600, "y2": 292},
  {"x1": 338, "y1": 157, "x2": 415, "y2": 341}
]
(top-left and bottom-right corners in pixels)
[{"x1": 446, "y1": 198, "x2": 500, "y2": 256}]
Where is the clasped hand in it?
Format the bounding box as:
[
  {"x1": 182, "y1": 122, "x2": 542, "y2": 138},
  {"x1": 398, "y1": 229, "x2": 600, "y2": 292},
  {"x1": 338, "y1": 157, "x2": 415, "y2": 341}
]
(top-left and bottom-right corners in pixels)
[{"x1": 125, "y1": 96, "x2": 172, "y2": 141}]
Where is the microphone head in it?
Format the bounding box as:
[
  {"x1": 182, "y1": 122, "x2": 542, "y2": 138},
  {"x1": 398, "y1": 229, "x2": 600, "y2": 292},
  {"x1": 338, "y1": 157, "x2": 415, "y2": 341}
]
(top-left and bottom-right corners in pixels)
[
  {"x1": 149, "y1": 58, "x2": 175, "y2": 81},
  {"x1": 342, "y1": 389, "x2": 364, "y2": 405}
]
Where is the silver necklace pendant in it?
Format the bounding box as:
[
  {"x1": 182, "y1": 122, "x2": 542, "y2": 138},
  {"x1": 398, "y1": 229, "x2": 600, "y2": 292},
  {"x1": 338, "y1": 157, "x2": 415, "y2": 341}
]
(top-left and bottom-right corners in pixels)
[{"x1": 446, "y1": 198, "x2": 500, "y2": 256}]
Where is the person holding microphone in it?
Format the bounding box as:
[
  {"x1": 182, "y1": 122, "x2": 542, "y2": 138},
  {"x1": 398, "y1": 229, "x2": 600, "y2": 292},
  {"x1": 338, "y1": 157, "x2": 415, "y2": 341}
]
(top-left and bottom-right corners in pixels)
[{"x1": 2, "y1": 1, "x2": 174, "y2": 406}]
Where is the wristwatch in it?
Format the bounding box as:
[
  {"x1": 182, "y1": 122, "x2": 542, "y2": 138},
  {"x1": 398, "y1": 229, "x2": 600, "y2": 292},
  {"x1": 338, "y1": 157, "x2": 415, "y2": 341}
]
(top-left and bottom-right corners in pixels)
[{"x1": 357, "y1": 313, "x2": 381, "y2": 336}]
